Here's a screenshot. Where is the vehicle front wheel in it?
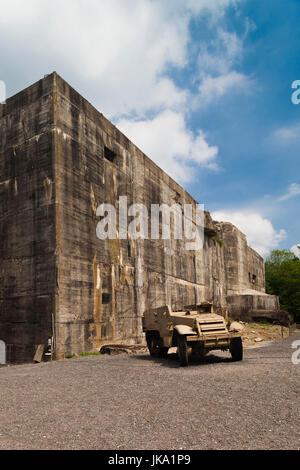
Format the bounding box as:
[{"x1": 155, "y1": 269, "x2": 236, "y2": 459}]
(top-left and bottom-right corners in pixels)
[
  {"x1": 230, "y1": 337, "x2": 243, "y2": 362},
  {"x1": 177, "y1": 335, "x2": 189, "y2": 367}
]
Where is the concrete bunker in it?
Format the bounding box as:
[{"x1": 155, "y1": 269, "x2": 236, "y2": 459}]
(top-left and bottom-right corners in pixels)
[{"x1": 0, "y1": 72, "x2": 282, "y2": 362}]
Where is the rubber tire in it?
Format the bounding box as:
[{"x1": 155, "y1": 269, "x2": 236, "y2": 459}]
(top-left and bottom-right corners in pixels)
[
  {"x1": 146, "y1": 332, "x2": 157, "y2": 357},
  {"x1": 230, "y1": 337, "x2": 243, "y2": 362},
  {"x1": 178, "y1": 335, "x2": 189, "y2": 367},
  {"x1": 157, "y1": 347, "x2": 169, "y2": 358},
  {"x1": 146, "y1": 332, "x2": 169, "y2": 358}
]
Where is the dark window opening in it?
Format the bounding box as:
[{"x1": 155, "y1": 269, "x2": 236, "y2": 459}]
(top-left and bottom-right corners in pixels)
[
  {"x1": 102, "y1": 293, "x2": 111, "y2": 304},
  {"x1": 252, "y1": 274, "x2": 257, "y2": 282},
  {"x1": 104, "y1": 146, "x2": 117, "y2": 163}
]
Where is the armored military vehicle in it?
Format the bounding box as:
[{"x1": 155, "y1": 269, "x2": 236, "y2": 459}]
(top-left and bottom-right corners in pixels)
[{"x1": 142, "y1": 302, "x2": 243, "y2": 366}]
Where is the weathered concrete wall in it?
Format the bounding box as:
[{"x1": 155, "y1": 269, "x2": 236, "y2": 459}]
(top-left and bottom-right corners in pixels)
[
  {"x1": 226, "y1": 294, "x2": 280, "y2": 321},
  {"x1": 217, "y1": 222, "x2": 266, "y2": 295},
  {"x1": 0, "y1": 72, "x2": 279, "y2": 361},
  {"x1": 214, "y1": 222, "x2": 278, "y2": 318},
  {"x1": 0, "y1": 75, "x2": 56, "y2": 362},
  {"x1": 52, "y1": 74, "x2": 210, "y2": 357}
]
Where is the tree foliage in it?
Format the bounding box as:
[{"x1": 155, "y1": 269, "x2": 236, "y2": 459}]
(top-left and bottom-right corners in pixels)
[{"x1": 265, "y1": 249, "x2": 300, "y2": 322}]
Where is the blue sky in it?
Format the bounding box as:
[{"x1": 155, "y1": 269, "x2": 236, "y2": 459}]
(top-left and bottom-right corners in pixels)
[{"x1": 0, "y1": 0, "x2": 299, "y2": 257}]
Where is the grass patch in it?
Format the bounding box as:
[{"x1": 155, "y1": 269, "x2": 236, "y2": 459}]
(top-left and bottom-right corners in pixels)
[
  {"x1": 79, "y1": 351, "x2": 100, "y2": 357},
  {"x1": 66, "y1": 354, "x2": 76, "y2": 359},
  {"x1": 242, "y1": 321, "x2": 290, "y2": 348},
  {"x1": 249, "y1": 319, "x2": 272, "y2": 328},
  {"x1": 65, "y1": 351, "x2": 100, "y2": 359},
  {"x1": 211, "y1": 236, "x2": 223, "y2": 247}
]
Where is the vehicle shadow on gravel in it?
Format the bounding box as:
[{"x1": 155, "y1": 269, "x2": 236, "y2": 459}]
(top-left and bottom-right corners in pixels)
[{"x1": 131, "y1": 352, "x2": 232, "y2": 368}]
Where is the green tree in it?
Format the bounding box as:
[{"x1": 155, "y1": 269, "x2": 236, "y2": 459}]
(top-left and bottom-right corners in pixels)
[{"x1": 265, "y1": 249, "x2": 300, "y2": 322}]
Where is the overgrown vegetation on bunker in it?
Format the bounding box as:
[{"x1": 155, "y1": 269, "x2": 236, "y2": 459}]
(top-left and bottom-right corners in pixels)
[{"x1": 265, "y1": 249, "x2": 300, "y2": 322}]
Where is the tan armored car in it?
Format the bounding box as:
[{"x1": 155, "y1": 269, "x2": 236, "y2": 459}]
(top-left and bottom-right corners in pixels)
[{"x1": 142, "y1": 302, "x2": 243, "y2": 367}]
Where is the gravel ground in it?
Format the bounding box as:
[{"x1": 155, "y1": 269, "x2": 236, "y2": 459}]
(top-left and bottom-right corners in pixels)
[{"x1": 0, "y1": 333, "x2": 299, "y2": 450}]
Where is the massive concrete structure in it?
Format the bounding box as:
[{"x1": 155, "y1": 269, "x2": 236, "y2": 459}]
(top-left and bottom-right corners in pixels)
[{"x1": 0, "y1": 73, "x2": 279, "y2": 362}]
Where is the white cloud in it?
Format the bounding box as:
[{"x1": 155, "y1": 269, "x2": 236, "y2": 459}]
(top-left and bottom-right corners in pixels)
[
  {"x1": 163, "y1": 0, "x2": 240, "y2": 19},
  {"x1": 195, "y1": 27, "x2": 252, "y2": 104},
  {"x1": 278, "y1": 183, "x2": 300, "y2": 201},
  {"x1": 0, "y1": 0, "x2": 240, "y2": 119},
  {"x1": 291, "y1": 245, "x2": 300, "y2": 258},
  {"x1": 211, "y1": 210, "x2": 287, "y2": 256},
  {"x1": 198, "y1": 30, "x2": 243, "y2": 76},
  {"x1": 116, "y1": 110, "x2": 219, "y2": 183},
  {"x1": 182, "y1": 0, "x2": 241, "y2": 21},
  {"x1": 199, "y1": 71, "x2": 250, "y2": 103},
  {"x1": 273, "y1": 123, "x2": 300, "y2": 142},
  {"x1": 0, "y1": 0, "x2": 191, "y2": 117},
  {"x1": 0, "y1": 0, "x2": 241, "y2": 181}
]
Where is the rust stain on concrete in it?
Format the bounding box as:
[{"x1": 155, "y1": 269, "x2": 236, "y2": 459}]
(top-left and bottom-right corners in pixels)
[
  {"x1": 44, "y1": 177, "x2": 53, "y2": 205},
  {"x1": 89, "y1": 257, "x2": 102, "y2": 347},
  {"x1": 109, "y1": 238, "x2": 121, "y2": 264},
  {"x1": 90, "y1": 183, "x2": 97, "y2": 217}
]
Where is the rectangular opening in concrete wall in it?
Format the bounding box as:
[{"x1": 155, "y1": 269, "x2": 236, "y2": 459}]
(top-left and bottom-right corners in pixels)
[
  {"x1": 102, "y1": 293, "x2": 111, "y2": 304},
  {"x1": 104, "y1": 146, "x2": 117, "y2": 163}
]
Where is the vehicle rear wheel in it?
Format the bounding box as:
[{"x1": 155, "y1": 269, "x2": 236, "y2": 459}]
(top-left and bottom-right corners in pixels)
[
  {"x1": 157, "y1": 347, "x2": 169, "y2": 358},
  {"x1": 177, "y1": 335, "x2": 189, "y2": 367},
  {"x1": 146, "y1": 332, "x2": 169, "y2": 358},
  {"x1": 230, "y1": 337, "x2": 243, "y2": 361}
]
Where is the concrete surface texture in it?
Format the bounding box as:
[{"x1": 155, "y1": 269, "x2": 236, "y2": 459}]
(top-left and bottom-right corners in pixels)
[
  {"x1": 0, "y1": 72, "x2": 279, "y2": 362},
  {"x1": 0, "y1": 333, "x2": 299, "y2": 450}
]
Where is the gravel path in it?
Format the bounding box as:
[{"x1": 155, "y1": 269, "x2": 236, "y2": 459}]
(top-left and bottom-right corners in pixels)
[{"x1": 0, "y1": 334, "x2": 299, "y2": 450}]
